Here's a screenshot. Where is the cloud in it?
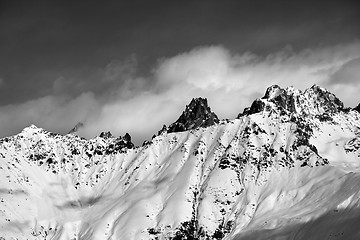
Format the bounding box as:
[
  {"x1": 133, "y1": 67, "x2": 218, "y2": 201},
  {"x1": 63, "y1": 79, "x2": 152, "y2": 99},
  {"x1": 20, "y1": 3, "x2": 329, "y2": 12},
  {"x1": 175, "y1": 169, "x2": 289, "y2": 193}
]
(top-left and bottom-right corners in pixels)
[
  {"x1": 152, "y1": 42, "x2": 360, "y2": 117},
  {"x1": 1, "y1": 42, "x2": 360, "y2": 144},
  {"x1": 330, "y1": 58, "x2": 360, "y2": 84},
  {"x1": 0, "y1": 93, "x2": 99, "y2": 138},
  {"x1": 103, "y1": 54, "x2": 137, "y2": 82},
  {"x1": 77, "y1": 92, "x2": 181, "y2": 144},
  {"x1": 327, "y1": 57, "x2": 360, "y2": 107},
  {"x1": 52, "y1": 76, "x2": 73, "y2": 94}
]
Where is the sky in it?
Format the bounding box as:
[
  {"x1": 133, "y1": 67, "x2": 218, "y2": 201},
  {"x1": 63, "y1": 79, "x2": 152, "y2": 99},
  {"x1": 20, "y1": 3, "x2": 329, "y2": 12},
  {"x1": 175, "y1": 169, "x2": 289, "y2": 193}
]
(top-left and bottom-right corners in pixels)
[{"x1": 0, "y1": 0, "x2": 360, "y2": 144}]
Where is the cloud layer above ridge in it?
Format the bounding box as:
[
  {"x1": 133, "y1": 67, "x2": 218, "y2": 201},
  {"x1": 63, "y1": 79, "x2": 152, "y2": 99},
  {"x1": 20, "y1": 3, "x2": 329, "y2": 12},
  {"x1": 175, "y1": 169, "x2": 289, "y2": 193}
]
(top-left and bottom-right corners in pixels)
[{"x1": 1, "y1": 42, "x2": 360, "y2": 144}]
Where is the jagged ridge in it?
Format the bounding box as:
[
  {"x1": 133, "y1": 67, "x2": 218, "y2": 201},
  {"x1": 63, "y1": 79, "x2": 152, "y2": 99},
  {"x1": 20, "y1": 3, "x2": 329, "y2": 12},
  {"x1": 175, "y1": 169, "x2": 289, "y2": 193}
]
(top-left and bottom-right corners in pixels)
[
  {"x1": 1, "y1": 85, "x2": 360, "y2": 240},
  {"x1": 239, "y1": 84, "x2": 344, "y2": 117}
]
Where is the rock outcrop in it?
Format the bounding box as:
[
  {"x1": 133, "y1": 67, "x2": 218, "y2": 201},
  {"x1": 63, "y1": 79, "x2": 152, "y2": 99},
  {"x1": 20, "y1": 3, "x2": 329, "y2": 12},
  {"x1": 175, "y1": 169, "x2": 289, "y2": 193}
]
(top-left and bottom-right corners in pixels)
[{"x1": 167, "y1": 97, "x2": 219, "y2": 133}]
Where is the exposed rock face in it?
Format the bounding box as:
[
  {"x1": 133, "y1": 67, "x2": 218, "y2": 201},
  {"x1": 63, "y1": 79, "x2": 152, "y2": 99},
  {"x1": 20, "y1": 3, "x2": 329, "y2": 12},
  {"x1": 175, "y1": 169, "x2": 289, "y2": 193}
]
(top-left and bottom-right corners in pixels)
[
  {"x1": 238, "y1": 84, "x2": 344, "y2": 117},
  {"x1": 68, "y1": 122, "x2": 84, "y2": 134},
  {"x1": 99, "y1": 131, "x2": 113, "y2": 139},
  {"x1": 239, "y1": 99, "x2": 266, "y2": 116},
  {"x1": 263, "y1": 84, "x2": 297, "y2": 112},
  {"x1": 304, "y1": 84, "x2": 344, "y2": 113},
  {"x1": 167, "y1": 97, "x2": 219, "y2": 133},
  {"x1": 354, "y1": 103, "x2": 360, "y2": 113},
  {"x1": 104, "y1": 133, "x2": 134, "y2": 154},
  {"x1": 123, "y1": 132, "x2": 132, "y2": 143}
]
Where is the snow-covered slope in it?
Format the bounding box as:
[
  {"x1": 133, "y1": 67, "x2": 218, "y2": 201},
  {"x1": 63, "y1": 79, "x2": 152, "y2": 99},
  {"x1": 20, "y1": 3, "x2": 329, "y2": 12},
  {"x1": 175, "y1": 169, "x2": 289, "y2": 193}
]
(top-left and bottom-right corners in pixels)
[{"x1": 1, "y1": 85, "x2": 360, "y2": 240}]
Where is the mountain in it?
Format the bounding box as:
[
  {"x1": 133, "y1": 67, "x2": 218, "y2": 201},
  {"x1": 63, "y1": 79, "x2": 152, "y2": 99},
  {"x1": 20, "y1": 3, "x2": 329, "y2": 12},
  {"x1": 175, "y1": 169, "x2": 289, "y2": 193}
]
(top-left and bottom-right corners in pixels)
[
  {"x1": 167, "y1": 97, "x2": 219, "y2": 133},
  {"x1": 1, "y1": 85, "x2": 360, "y2": 240},
  {"x1": 238, "y1": 84, "x2": 344, "y2": 117}
]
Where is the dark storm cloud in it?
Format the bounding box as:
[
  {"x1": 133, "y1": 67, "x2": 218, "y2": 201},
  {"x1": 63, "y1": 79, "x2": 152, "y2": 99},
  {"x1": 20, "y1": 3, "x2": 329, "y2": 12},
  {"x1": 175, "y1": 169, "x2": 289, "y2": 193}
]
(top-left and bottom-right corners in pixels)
[
  {"x1": 0, "y1": 0, "x2": 359, "y2": 143},
  {"x1": 0, "y1": 0, "x2": 359, "y2": 104}
]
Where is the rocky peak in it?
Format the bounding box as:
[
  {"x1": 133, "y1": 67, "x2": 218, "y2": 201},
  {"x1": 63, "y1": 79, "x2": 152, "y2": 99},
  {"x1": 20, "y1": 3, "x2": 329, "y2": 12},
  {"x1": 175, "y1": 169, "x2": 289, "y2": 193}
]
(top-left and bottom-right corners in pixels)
[
  {"x1": 123, "y1": 133, "x2": 132, "y2": 143},
  {"x1": 68, "y1": 122, "x2": 84, "y2": 134},
  {"x1": 263, "y1": 85, "x2": 297, "y2": 113},
  {"x1": 104, "y1": 133, "x2": 134, "y2": 154},
  {"x1": 238, "y1": 85, "x2": 294, "y2": 116},
  {"x1": 263, "y1": 84, "x2": 286, "y2": 99},
  {"x1": 303, "y1": 84, "x2": 344, "y2": 113},
  {"x1": 239, "y1": 84, "x2": 344, "y2": 117},
  {"x1": 99, "y1": 131, "x2": 114, "y2": 139},
  {"x1": 167, "y1": 97, "x2": 219, "y2": 133},
  {"x1": 115, "y1": 133, "x2": 133, "y2": 148}
]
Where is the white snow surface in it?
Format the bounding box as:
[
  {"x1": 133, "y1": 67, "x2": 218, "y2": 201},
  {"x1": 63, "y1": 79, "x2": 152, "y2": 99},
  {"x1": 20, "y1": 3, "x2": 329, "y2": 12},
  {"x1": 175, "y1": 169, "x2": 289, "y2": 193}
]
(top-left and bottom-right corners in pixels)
[{"x1": 2, "y1": 86, "x2": 360, "y2": 239}]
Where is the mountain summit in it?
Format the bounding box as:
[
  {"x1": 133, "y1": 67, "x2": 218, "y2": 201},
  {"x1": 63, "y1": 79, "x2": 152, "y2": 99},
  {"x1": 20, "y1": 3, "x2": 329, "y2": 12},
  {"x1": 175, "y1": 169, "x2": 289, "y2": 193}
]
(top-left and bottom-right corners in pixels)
[
  {"x1": 167, "y1": 97, "x2": 219, "y2": 133},
  {"x1": 1, "y1": 85, "x2": 360, "y2": 240},
  {"x1": 239, "y1": 84, "x2": 344, "y2": 117}
]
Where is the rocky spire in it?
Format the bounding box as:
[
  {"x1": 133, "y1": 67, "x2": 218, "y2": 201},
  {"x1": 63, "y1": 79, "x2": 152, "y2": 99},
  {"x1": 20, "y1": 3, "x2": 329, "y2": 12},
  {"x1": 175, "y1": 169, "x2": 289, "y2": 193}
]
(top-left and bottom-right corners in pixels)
[{"x1": 167, "y1": 97, "x2": 219, "y2": 133}]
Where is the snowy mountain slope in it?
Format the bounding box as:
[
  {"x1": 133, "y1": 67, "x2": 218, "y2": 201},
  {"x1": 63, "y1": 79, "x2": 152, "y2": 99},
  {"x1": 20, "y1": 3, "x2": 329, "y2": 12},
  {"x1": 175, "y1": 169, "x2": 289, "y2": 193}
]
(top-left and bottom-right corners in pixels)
[{"x1": 1, "y1": 85, "x2": 360, "y2": 239}]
